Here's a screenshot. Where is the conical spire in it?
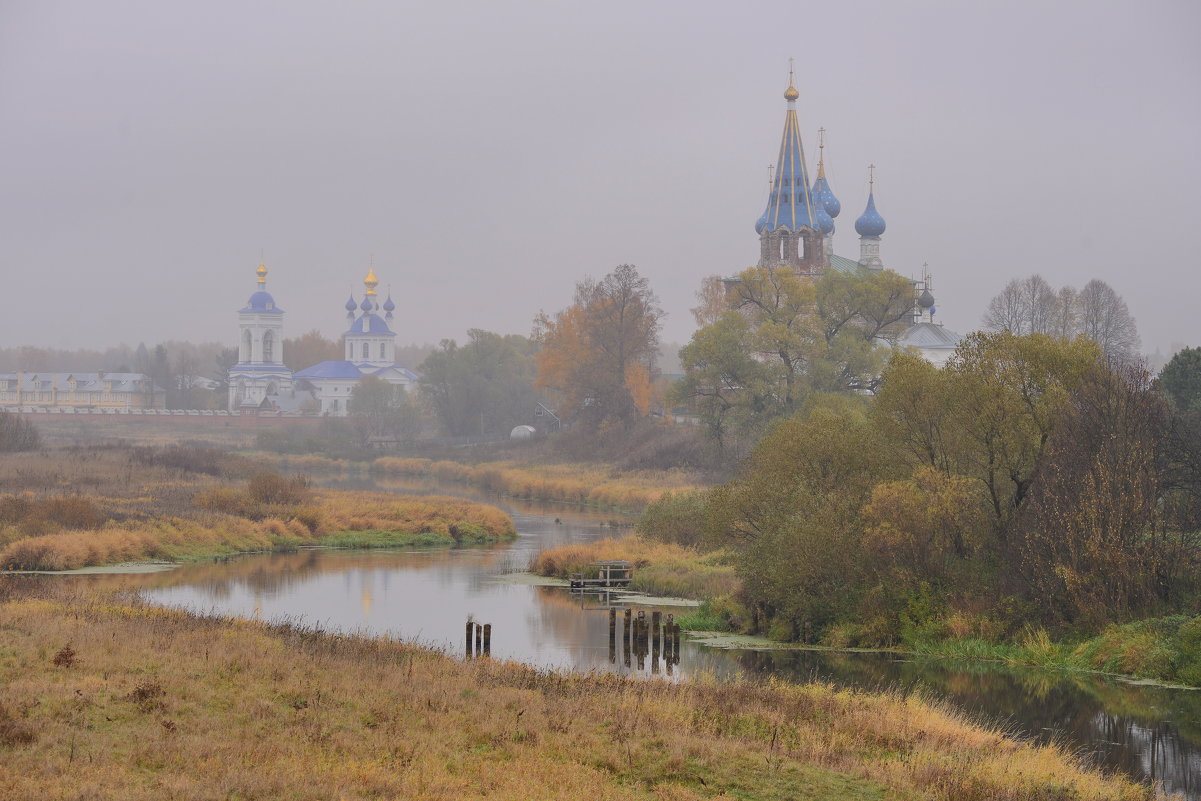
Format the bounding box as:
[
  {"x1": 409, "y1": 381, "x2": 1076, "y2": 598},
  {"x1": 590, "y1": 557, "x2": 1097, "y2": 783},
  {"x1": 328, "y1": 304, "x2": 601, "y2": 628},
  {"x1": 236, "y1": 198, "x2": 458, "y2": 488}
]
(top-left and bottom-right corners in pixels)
[{"x1": 754, "y1": 66, "x2": 819, "y2": 235}]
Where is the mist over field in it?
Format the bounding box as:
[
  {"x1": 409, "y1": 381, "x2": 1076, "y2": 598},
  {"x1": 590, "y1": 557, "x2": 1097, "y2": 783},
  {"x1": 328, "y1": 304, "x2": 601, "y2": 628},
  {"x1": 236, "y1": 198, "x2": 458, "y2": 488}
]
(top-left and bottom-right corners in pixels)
[{"x1": 1, "y1": 0, "x2": 1198, "y2": 359}]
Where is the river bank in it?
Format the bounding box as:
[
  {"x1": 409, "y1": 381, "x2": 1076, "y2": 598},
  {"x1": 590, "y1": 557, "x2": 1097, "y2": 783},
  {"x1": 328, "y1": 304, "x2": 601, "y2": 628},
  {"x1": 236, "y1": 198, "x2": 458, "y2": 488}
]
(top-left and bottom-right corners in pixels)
[
  {"x1": 533, "y1": 535, "x2": 1201, "y2": 691},
  {"x1": 0, "y1": 577, "x2": 1153, "y2": 801}
]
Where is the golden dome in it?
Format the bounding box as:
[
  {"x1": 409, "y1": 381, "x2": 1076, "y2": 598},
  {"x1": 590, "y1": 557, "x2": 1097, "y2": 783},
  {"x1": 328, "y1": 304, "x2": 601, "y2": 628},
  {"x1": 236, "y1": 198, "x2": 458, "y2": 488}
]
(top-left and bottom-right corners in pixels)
[
  {"x1": 364, "y1": 266, "x2": 379, "y2": 295},
  {"x1": 256, "y1": 261, "x2": 268, "y2": 284},
  {"x1": 784, "y1": 80, "x2": 799, "y2": 101}
]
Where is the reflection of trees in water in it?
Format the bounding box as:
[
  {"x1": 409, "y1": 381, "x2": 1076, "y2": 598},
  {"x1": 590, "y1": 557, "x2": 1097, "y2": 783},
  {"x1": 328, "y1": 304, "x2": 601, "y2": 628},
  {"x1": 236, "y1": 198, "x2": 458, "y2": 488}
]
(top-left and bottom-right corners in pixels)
[{"x1": 726, "y1": 648, "x2": 1201, "y2": 796}]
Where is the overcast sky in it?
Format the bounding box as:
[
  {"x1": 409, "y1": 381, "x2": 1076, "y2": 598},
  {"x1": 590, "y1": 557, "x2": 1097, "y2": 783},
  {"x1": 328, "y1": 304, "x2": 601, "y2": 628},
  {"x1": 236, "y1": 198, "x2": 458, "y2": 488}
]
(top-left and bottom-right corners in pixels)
[{"x1": 2, "y1": 0, "x2": 1198, "y2": 360}]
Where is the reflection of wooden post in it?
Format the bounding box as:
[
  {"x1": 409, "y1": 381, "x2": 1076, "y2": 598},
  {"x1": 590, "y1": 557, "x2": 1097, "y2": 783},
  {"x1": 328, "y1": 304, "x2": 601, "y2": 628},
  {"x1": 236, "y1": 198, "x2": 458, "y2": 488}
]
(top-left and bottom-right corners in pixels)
[
  {"x1": 475, "y1": 623, "x2": 482, "y2": 655},
  {"x1": 482, "y1": 623, "x2": 491, "y2": 656},
  {"x1": 673, "y1": 623, "x2": 681, "y2": 664},
  {"x1": 623, "y1": 613, "x2": 631, "y2": 668},
  {"x1": 466, "y1": 620, "x2": 474, "y2": 658},
  {"x1": 608, "y1": 608, "x2": 616, "y2": 664},
  {"x1": 651, "y1": 611, "x2": 661, "y2": 651}
]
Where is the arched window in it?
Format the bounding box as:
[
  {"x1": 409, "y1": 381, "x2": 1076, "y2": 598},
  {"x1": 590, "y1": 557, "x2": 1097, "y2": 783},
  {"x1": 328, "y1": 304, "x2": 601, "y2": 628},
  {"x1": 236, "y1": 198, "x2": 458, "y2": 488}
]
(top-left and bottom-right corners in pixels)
[
  {"x1": 242, "y1": 330, "x2": 252, "y2": 362},
  {"x1": 263, "y1": 331, "x2": 274, "y2": 363},
  {"x1": 379, "y1": 343, "x2": 386, "y2": 360},
  {"x1": 362, "y1": 343, "x2": 369, "y2": 359}
]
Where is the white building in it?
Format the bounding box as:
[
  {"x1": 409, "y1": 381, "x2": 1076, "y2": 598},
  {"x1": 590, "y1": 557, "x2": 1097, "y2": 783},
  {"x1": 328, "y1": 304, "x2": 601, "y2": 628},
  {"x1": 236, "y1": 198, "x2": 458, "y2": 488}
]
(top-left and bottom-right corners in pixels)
[
  {"x1": 228, "y1": 262, "x2": 294, "y2": 411},
  {"x1": 227, "y1": 263, "x2": 417, "y2": 415}
]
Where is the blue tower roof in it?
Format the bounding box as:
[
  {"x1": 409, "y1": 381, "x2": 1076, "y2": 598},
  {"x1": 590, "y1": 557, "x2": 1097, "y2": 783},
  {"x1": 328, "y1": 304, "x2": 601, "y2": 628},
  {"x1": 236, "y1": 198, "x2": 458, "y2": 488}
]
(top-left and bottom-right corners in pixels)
[
  {"x1": 755, "y1": 77, "x2": 820, "y2": 235},
  {"x1": 345, "y1": 312, "x2": 394, "y2": 337},
  {"x1": 344, "y1": 295, "x2": 357, "y2": 312},
  {"x1": 855, "y1": 191, "x2": 886, "y2": 238},
  {"x1": 241, "y1": 290, "x2": 283, "y2": 313}
]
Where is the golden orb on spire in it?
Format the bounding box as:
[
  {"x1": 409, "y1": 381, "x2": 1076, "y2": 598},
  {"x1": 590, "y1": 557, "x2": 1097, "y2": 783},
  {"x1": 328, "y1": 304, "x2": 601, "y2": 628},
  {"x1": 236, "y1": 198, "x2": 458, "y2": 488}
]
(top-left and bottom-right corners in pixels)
[
  {"x1": 784, "y1": 58, "x2": 799, "y2": 101},
  {"x1": 256, "y1": 261, "x2": 268, "y2": 285},
  {"x1": 364, "y1": 266, "x2": 379, "y2": 296}
]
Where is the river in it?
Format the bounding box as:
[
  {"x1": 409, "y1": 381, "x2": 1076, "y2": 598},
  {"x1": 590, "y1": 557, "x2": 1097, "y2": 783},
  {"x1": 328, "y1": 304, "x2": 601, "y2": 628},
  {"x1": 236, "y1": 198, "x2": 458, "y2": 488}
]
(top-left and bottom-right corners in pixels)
[{"x1": 69, "y1": 474, "x2": 1201, "y2": 796}]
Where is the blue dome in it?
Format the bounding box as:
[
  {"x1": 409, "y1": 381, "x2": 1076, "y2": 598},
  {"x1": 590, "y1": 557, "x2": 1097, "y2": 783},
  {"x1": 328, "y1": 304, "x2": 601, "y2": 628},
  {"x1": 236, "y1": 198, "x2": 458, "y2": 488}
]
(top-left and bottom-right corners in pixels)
[
  {"x1": 814, "y1": 203, "x2": 834, "y2": 234},
  {"x1": 346, "y1": 313, "x2": 394, "y2": 336},
  {"x1": 345, "y1": 295, "x2": 357, "y2": 312},
  {"x1": 359, "y1": 296, "x2": 373, "y2": 311},
  {"x1": 241, "y1": 290, "x2": 282, "y2": 313},
  {"x1": 754, "y1": 210, "x2": 769, "y2": 234},
  {"x1": 383, "y1": 295, "x2": 395, "y2": 312},
  {"x1": 812, "y1": 175, "x2": 841, "y2": 219},
  {"x1": 855, "y1": 192, "x2": 886, "y2": 237}
]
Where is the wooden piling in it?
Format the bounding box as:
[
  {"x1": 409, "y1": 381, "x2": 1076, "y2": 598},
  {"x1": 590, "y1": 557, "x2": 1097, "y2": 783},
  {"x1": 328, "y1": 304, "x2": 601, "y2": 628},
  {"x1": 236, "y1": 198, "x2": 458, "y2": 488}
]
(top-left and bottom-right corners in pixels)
[
  {"x1": 672, "y1": 623, "x2": 681, "y2": 664},
  {"x1": 651, "y1": 611, "x2": 661, "y2": 650},
  {"x1": 475, "y1": 622, "x2": 482, "y2": 654},
  {"x1": 466, "y1": 620, "x2": 474, "y2": 658},
  {"x1": 608, "y1": 608, "x2": 617, "y2": 664},
  {"x1": 482, "y1": 623, "x2": 491, "y2": 657}
]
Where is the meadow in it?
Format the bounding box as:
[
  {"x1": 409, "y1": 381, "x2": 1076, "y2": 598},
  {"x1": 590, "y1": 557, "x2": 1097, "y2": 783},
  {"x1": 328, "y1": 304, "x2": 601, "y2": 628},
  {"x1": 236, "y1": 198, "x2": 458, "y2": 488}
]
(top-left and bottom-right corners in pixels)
[
  {"x1": 0, "y1": 445, "x2": 514, "y2": 571},
  {"x1": 0, "y1": 577, "x2": 1155, "y2": 801}
]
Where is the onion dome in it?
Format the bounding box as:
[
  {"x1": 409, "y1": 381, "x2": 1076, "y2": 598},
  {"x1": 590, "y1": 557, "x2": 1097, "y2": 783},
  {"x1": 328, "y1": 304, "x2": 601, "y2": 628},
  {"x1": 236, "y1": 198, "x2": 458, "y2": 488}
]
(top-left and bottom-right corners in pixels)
[
  {"x1": 855, "y1": 192, "x2": 886, "y2": 238},
  {"x1": 917, "y1": 289, "x2": 935, "y2": 309},
  {"x1": 359, "y1": 296, "x2": 373, "y2": 311},
  {"x1": 256, "y1": 261, "x2": 268, "y2": 284},
  {"x1": 364, "y1": 266, "x2": 379, "y2": 296},
  {"x1": 811, "y1": 131, "x2": 841, "y2": 219},
  {"x1": 241, "y1": 290, "x2": 281, "y2": 313},
  {"x1": 755, "y1": 209, "x2": 769, "y2": 235},
  {"x1": 814, "y1": 202, "x2": 834, "y2": 234},
  {"x1": 383, "y1": 294, "x2": 395, "y2": 320},
  {"x1": 345, "y1": 295, "x2": 357, "y2": 312}
]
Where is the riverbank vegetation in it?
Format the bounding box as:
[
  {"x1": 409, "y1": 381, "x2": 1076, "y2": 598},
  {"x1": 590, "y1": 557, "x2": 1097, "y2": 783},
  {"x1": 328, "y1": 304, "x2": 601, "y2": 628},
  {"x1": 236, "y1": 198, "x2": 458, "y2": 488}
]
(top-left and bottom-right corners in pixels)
[
  {"x1": 640, "y1": 331, "x2": 1201, "y2": 685},
  {"x1": 532, "y1": 537, "x2": 739, "y2": 601},
  {"x1": 0, "y1": 578, "x2": 1153, "y2": 801},
  {"x1": 0, "y1": 445, "x2": 514, "y2": 571}
]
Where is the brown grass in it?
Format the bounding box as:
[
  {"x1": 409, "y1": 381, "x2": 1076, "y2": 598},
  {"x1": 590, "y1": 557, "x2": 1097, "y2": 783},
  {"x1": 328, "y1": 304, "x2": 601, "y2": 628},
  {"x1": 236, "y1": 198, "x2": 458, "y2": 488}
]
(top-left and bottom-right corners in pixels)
[
  {"x1": 0, "y1": 447, "x2": 515, "y2": 571},
  {"x1": 0, "y1": 579, "x2": 1153, "y2": 801},
  {"x1": 372, "y1": 457, "x2": 704, "y2": 510},
  {"x1": 533, "y1": 536, "x2": 741, "y2": 601}
]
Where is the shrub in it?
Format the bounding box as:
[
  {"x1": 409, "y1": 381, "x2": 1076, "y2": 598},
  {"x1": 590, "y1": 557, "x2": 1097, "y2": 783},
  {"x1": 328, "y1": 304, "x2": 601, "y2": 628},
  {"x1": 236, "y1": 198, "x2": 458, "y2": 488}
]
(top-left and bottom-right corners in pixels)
[
  {"x1": 247, "y1": 473, "x2": 311, "y2": 506},
  {"x1": 0, "y1": 412, "x2": 40, "y2": 452}
]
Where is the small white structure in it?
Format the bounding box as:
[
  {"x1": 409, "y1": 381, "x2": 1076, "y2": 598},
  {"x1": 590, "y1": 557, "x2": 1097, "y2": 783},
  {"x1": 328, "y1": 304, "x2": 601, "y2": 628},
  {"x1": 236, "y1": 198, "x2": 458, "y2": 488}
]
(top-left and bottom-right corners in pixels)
[{"x1": 510, "y1": 425, "x2": 537, "y2": 440}]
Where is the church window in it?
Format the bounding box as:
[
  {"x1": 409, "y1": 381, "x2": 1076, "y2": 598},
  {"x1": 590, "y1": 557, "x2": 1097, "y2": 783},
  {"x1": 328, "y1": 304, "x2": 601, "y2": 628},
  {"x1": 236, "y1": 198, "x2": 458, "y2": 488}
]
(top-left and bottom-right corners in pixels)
[
  {"x1": 362, "y1": 343, "x2": 369, "y2": 359},
  {"x1": 379, "y1": 343, "x2": 385, "y2": 360},
  {"x1": 263, "y1": 331, "x2": 274, "y2": 363},
  {"x1": 242, "y1": 330, "x2": 252, "y2": 362},
  {"x1": 781, "y1": 194, "x2": 790, "y2": 204}
]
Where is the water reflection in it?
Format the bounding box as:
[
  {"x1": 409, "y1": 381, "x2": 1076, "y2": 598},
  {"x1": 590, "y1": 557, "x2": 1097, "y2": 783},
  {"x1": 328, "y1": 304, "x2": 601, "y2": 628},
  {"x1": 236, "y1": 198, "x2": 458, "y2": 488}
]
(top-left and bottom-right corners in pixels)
[{"x1": 63, "y1": 475, "x2": 1201, "y2": 797}]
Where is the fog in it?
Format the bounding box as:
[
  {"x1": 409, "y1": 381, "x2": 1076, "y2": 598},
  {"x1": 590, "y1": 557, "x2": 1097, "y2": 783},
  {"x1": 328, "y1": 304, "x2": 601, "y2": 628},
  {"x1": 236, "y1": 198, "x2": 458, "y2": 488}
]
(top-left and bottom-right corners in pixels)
[{"x1": 1, "y1": 0, "x2": 1198, "y2": 360}]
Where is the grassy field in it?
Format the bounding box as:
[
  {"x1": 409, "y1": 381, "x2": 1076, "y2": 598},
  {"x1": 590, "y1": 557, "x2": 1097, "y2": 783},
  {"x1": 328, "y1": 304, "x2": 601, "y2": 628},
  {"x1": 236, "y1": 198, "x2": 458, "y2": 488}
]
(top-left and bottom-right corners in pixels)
[
  {"x1": 371, "y1": 457, "x2": 705, "y2": 511},
  {"x1": 0, "y1": 446, "x2": 514, "y2": 571},
  {"x1": 0, "y1": 578, "x2": 1154, "y2": 801}
]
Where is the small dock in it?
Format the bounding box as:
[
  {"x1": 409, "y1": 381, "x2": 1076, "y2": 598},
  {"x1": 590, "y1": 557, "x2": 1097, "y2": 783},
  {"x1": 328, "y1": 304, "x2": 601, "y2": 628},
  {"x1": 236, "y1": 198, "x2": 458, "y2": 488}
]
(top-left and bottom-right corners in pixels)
[{"x1": 569, "y1": 560, "x2": 631, "y2": 589}]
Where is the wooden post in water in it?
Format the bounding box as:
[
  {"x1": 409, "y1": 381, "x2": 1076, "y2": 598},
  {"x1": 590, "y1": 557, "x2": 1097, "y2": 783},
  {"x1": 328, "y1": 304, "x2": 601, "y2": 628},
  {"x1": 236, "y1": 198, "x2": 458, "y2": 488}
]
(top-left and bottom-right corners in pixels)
[
  {"x1": 482, "y1": 623, "x2": 491, "y2": 657},
  {"x1": 475, "y1": 622, "x2": 482, "y2": 655},
  {"x1": 465, "y1": 620, "x2": 474, "y2": 658},
  {"x1": 651, "y1": 611, "x2": 661, "y2": 673},
  {"x1": 622, "y1": 612, "x2": 631, "y2": 668},
  {"x1": 664, "y1": 614, "x2": 674, "y2": 662},
  {"x1": 672, "y1": 622, "x2": 681, "y2": 664}
]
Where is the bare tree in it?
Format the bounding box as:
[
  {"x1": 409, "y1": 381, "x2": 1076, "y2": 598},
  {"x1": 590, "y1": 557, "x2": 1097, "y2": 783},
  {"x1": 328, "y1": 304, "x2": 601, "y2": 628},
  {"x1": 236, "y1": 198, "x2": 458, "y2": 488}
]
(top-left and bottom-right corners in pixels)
[
  {"x1": 1048, "y1": 286, "x2": 1079, "y2": 340},
  {"x1": 1078, "y1": 279, "x2": 1141, "y2": 366},
  {"x1": 691, "y1": 274, "x2": 730, "y2": 328},
  {"x1": 982, "y1": 275, "x2": 1056, "y2": 335}
]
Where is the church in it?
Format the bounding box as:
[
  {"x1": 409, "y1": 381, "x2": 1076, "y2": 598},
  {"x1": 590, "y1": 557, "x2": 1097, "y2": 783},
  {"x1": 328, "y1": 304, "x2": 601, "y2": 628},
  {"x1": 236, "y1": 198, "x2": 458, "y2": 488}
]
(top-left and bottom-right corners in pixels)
[
  {"x1": 748, "y1": 70, "x2": 962, "y2": 367},
  {"x1": 227, "y1": 263, "x2": 417, "y2": 414}
]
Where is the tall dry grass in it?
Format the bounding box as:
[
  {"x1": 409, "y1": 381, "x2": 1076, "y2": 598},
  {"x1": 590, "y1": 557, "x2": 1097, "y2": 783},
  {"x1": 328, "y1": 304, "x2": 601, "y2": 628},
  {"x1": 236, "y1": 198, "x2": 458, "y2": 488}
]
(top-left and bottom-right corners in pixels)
[
  {"x1": 533, "y1": 536, "x2": 741, "y2": 601},
  {"x1": 372, "y1": 456, "x2": 703, "y2": 510},
  {"x1": 0, "y1": 579, "x2": 1154, "y2": 801}
]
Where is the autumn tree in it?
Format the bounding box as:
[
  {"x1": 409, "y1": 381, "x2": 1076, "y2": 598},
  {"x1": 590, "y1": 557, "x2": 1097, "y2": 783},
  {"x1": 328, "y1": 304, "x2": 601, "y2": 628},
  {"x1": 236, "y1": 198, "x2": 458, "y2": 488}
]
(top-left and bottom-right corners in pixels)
[
  {"x1": 690, "y1": 274, "x2": 730, "y2": 328},
  {"x1": 533, "y1": 264, "x2": 663, "y2": 427},
  {"x1": 418, "y1": 330, "x2": 539, "y2": 437},
  {"x1": 284, "y1": 329, "x2": 343, "y2": 371},
  {"x1": 982, "y1": 275, "x2": 1058, "y2": 335},
  {"x1": 348, "y1": 376, "x2": 426, "y2": 442},
  {"x1": 675, "y1": 266, "x2": 913, "y2": 449},
  {"x1": 1012, "y1": 366, "x2": 1191, "y2": 626}
]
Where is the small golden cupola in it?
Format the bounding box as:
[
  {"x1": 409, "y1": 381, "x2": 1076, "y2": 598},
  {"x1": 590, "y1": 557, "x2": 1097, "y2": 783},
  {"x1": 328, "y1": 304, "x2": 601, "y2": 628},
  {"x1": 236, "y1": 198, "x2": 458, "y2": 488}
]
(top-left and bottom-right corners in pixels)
[{"x1": 256, "y1": 260, "x2": 268, "y2": 285}]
